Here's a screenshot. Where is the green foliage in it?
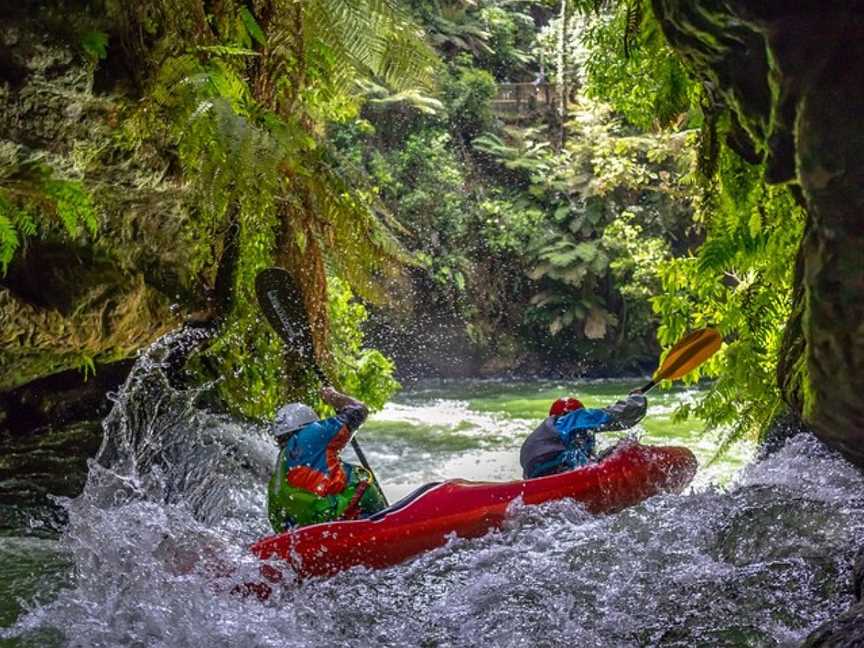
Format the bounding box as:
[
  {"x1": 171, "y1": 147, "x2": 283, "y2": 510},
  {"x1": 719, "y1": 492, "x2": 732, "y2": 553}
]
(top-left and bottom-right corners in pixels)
[
  {"x1": 475, "y1": 4, "x2": 536, "y2": 76},
  {"x1": 653, "y1": 145, "x2": 805, "y2": 454},
  {"x1": 357, "y1": 79, "x2": 444, "y2": 115},
  {"x1": 0, "y1": 164, "x2": 98, "y2": 274},
  {"x1": 42, "y1": 180, "x2": 100, "y2": 238},
  {"x1": 564, "y1": 0, "x2": 806, "y2": 457},
  {"x1": 80, "y1": 30, "x2": 109, "y2": 60},
  {"x1": 441, "y1": 55, "x2": 498, "y2": 139},
  {"x1": 371, "y1": 127, "x2": 475, "y2": 298},
  {"x1": 0, "y1": 205, "x2": 21, "y2": 274},
  {"x1": 602, "y1": 210, "x2": 671, "y2": 347},
  {"x1": 580, "y1": 3, "x2": 695, "y2": 130},
  {"x1": 237, "y1": 7, "x2": 266, "y2": 46},
  {"x1": 330, "y1": 0, "x2": 695, "y2": 372},
  {"x1": 473, "y1": 100, "x2": 691, "y2": 352},
  {"x1": 476, "y1": 193, "x2": 544, "y2": 255},
  {"x1": 412, "y1": 0, "x2": 494, "y2": 60},
  {"x1": 413, "y1": 0, "x2": 547, "y2": 78},
  {"x1": 328, "y1": 276, "x2": 400, "y2": 411}
]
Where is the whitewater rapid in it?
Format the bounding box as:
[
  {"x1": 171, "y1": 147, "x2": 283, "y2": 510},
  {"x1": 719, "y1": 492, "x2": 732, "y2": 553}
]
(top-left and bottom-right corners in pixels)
[{"x1": 3, "y1": 333, "x2": 862, "y2": 647}]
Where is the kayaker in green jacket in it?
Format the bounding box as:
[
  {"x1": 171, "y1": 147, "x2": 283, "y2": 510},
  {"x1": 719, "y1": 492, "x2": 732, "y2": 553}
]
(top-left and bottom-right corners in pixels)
[
  {"x1": 267, "y1": 386, "x2": 388, "y2": 532},
  {"x1": 520, "y1": 391, "x2": 647, "y2": 479}
]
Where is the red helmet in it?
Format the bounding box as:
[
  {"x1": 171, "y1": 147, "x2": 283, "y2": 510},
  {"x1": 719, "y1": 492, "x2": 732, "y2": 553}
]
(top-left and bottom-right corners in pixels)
[{"x1": 549, "y1": 397, "x2": 584, "y2": 416}]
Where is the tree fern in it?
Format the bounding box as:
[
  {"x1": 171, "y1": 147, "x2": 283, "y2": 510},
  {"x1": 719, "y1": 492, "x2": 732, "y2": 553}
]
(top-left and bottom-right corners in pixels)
[
  {"x1": 121, "y1": 0, "x2": 437, "y2": 414},
  {"x1": 283, "y1": 0, "x2": 437, "y2": 95}
]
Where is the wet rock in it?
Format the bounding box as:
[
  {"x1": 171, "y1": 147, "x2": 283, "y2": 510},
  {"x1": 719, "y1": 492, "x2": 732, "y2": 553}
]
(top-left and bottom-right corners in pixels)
[
  {"x1": 787, "y1": 491, "x2": 864, "y2": 645},
  {"x1": 0, "y1": 360, "x2": 132, "y2": 433},
  {"x1": 758, "y1": 411, "x2": 812, "y2": 462},
  {"x1": 854, "y1": 547, "x2": 864, "y2": 602},
  {"x1": 801, "y1": 602, "x2": 864, "y2": 647}
]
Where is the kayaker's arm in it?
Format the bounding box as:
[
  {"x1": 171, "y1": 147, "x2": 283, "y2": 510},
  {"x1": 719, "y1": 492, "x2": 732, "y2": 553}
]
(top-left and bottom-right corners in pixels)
[
  {"x1": 320, "y1": 386, "x2": 369, "y2": 432},
  {"x1": 598, "y1": 393, "x2": 647, "y2": 432}
]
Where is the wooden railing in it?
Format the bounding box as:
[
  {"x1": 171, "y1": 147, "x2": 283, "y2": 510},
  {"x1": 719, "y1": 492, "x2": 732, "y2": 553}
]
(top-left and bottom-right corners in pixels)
[{"x1": 490, "y1": 82, "x2": 556, "y2": 120}]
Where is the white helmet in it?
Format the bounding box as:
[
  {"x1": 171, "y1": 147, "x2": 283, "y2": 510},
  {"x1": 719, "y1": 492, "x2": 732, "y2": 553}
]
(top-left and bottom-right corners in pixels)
[{"x1": 273, "y1": 403, "x2": 318, "y2": 439}]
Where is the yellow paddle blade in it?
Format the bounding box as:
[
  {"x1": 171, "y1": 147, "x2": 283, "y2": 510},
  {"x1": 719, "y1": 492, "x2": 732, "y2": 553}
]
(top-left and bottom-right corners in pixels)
[{"x1": 653, "y1": 328, "x2": 722, "y2": 382}]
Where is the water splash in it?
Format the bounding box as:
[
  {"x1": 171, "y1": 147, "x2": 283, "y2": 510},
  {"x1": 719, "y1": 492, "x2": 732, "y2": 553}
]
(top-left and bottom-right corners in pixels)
[{"x1": 3, "y1": 334, "x2": 862, "y2": 647}]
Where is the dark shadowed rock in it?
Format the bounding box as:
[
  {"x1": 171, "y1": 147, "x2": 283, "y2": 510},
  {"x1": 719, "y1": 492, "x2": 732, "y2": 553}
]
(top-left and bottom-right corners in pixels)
[
  {"x1": 0, "y1": 360, "x2": 132, "y2": 506},
  {"x1": 801, "y1": 602, "x2": 864, "y2": 648}
]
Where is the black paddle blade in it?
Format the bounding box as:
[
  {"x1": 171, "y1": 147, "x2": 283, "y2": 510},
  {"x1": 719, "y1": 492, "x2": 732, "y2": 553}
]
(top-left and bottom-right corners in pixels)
[{"x1": 255, "y1": 267, "x2": 315, "y2": 361}]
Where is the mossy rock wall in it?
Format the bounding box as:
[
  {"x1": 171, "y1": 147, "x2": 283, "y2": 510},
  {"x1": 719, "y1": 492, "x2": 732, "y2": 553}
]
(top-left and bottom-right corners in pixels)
[
  {"x1": 651, "y1": 1, "x2": 864, "y2": 469},
  {"x1": 0, "y1": 8, "x2": 214, "y2": 392}
]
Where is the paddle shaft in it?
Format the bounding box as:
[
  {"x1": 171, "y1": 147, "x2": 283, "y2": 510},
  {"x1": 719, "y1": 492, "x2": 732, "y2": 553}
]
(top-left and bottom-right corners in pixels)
[{"x1": 638, "y1": 379, "x2": 659, "y2": 394}]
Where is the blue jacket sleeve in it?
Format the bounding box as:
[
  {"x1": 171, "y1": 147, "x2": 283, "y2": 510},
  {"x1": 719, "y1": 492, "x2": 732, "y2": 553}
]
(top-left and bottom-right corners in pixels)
[
  {"x1": 289, "y1": 405, "x2": 369, "y2": 455},
  {"x1": 289, "y1": 404, "x2": 369, "y2": 459},
  {"x1": 555, "y1": 408, "x2": 610, "y2": 446}
]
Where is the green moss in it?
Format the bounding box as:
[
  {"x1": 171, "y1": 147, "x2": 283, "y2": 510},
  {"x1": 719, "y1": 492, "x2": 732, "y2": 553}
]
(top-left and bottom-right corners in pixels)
[{"x1": 0, "y1": 277, "x2": 177, "y2": 391}]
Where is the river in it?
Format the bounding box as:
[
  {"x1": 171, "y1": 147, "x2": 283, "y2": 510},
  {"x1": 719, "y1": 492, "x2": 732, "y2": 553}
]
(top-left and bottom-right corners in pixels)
[{"x1": 2, "y1": 335, "x2": 862, "y2": 647}]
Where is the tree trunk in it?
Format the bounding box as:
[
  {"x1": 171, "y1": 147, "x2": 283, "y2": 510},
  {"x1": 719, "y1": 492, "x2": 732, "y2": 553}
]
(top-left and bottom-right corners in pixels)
[{"x1": 556, "y1": 0, "x2": 568, "y2": 150}]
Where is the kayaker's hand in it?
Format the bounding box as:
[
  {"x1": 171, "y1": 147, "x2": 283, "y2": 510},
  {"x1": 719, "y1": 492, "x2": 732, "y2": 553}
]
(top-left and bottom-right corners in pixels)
[{"x1": 320, "y1": 386, "x2": 340, "y2": 406}]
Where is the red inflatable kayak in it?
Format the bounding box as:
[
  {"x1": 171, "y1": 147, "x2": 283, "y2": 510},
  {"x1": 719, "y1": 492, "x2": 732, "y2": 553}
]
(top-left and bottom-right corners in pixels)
[{"x1": 251, "y1": 441, "x2": 697, "y2": 578}]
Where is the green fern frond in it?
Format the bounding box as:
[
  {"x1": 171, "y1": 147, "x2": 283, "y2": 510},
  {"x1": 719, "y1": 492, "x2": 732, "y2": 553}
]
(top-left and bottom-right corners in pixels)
[
  {"x1": 0, "y1": 167, "x2": 98, "y2": 274},
  {"x1": 238, "y1": 6, "x2": 267, "y2": 46},
  {"x1": 301, "y1": 0, "x2": 438, "y2": 92},
  {"x1": 192, "y1": 45, "x2": 260, "y2": 57},
  {"x1": 13, "y1": 204, "x2": 37, "y2": 236},
  {"x1": 0, "y1": 210, "x2": 20, "y2": 274},
  {"x1": 623, "y1": 1, "x2": 643, "y2": 58},
  {"x1": 42, "y1": 180, "x2": 99, "y2": 237},
  {"x1": 310, "y1": 160, "x2": 409, "y2": 302}
]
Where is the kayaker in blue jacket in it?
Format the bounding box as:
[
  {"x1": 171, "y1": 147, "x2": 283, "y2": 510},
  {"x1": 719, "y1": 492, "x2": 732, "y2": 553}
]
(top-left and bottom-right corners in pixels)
[
  {"x1": 519, "y1": 391, "x2": 647, "y2": 479},
  {"x1": 267, "y1": 386, "x2": 388, "y2": 532}
]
